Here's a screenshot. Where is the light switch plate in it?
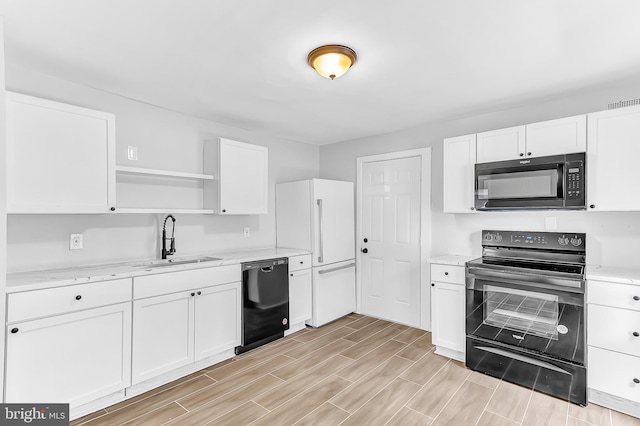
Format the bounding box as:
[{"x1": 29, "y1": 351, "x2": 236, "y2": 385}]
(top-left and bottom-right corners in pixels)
[{"x1": 127, "y1": 146, "x2": 138, "y2": 161}]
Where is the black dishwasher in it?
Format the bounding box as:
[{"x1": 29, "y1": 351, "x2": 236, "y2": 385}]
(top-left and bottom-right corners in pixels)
[{"x1": 235, "y1": 258, "x2": 289, "y2": 355}]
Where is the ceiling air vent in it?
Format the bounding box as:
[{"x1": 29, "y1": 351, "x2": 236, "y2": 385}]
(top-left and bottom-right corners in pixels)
[{"x1": 607, "y1": 98, "x2": 640, "y2": 109}]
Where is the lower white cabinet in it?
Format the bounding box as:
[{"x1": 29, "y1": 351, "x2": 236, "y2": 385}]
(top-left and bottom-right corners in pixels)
[
  {"x1": 132, "y1": 281, "x2": 241, "y2": 385},
  {"x1": 5, "y1": 302, "x2": 132, "y2": 407},
  {"x1": 430, "y1": 262, "x2": 466, "y2": 362},
  {"x1": 587, "y1": 278, "x2": 640, "y2": 418},
  {"x1": 286, "y1": 254, "x2": 312, "y2": 335}
]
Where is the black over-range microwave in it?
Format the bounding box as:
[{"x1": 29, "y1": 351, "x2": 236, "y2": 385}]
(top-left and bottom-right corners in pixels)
[{"x1": 474, "y1": 152, "x2": 586, "y2": 211}]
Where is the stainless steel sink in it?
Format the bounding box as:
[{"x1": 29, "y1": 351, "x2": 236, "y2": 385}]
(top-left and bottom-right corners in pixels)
[{"x1": 136, "y1": 256, "x2": 222, "y2": 268}]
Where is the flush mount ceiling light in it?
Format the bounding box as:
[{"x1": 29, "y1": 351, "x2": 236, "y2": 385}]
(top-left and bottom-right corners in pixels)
[{"x1": 307, "y1": 44, "x2": 357, "y2": 80}]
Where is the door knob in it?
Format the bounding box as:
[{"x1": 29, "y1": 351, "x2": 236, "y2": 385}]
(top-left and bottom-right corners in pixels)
[
  {"x1": 361, "y1": 248, "x2": 368, "y2": 254},
  {"x1": 363, "y1": 238, "x2": 368, "y2": 243}
]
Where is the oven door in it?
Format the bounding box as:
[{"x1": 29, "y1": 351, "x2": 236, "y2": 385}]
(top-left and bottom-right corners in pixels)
[{"x1": 466, "y1": 265, "x2": 585, "y2": 365}]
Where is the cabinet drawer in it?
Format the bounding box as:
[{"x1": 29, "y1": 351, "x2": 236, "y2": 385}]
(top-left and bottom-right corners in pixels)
[
  {"x1": 289, "y1": 254, "x2": 312, "y2": 272},
  {"x1": 431, "y1": 264, "x2": 465, "y2": 285},
  {"x1": 134, "y1": 264, "x2": 241, "y2": 299},
  {"x1": 588, "y1": 280, "x2": 640, "y2": 311},
  {"x1": 7, "y1": 278, "x2": 132, "y2": 323},
  {"x1": 588, "y1": 346, "x2": 640, "y2": 403},
  {"x1": 588, "y1": 304, "x2": 640, "y2": 356}
]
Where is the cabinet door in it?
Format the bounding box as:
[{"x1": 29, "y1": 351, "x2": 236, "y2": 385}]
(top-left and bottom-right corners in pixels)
[
  {"x1": 194, "y1": 282, "x2": 241, "y2": 361},
  {"x1": 132, "y1": 292, "x2": 194, "y2": 384},
  {"x1": 289, "y1": 268, "x2": 312, "y2": 325},
  {"x1": 587, "y1": 105, "x2": 640, "y2": 211},
  {"x1": 5, "y1": 303, "x2": 131, "y2": 407},
  {"x1": 525, "y1": 115, "x2": 586, "y2": 157},
  {"x1": 218, "y1": 138, "x2": 268, "y2": 214},
  {"x1": 476, "y1": 125, "x2": 526, "y2": 163},
  {"x1": 431, "y1": 281, "x2": 465, "y2": 353},
  {"x1": 443, "y1": 134, "x2": 477, "y2": 213},
  {"x1": 5, "y1": 91, "x2": 115, "y2": 213}
]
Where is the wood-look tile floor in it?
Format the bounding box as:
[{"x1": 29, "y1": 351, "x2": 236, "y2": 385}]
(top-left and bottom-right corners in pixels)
[{"x1": 72, "y1": 314, "x2": 640, "y2": 426}]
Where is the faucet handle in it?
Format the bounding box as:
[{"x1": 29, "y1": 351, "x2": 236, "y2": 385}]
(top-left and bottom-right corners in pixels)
[{"x1": 170, "y1": 238, "x2": 176, "y2": 254}]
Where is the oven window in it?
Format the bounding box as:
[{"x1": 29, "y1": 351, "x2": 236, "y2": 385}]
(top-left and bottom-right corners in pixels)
[
  {"x1": 477, "y1": 169, "x2": 558, "y2": 200},
  {"x1": 483, "y1": 285, "x2": 559, "y2": 340}
]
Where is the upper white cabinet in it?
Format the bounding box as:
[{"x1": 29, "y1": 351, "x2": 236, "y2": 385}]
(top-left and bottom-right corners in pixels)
[
  {"x1": 587, "y1": 105, "x2": 640, "y2": 211},
  {"x1": 6, "y1": 91, "x2": 116, "y2": 213},
  {"x1": 525, "y1": 114, "x2": 586, "y2": 157},
  {"x1": 205, "y1": 138, "x2": 269, "y2": 215},
  {"x1": 476, "y1": 115, "x2": 586, "y2": 163},
  {"x1": 476, "y1": 125, "x2": 525, "y2": 163},
  {"x1": 443, "y1": 134, "x2": 477, "y2": 213}
]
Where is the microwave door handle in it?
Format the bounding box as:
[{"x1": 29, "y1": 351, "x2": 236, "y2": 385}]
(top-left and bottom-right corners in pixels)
[{"x1": 557, "y1": 163, "x2": 564, "y2": 198}]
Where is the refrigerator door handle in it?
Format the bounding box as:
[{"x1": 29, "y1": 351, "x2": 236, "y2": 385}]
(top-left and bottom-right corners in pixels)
[
  {"x1": 317, "y1": 199, "x2": 324, "y2": 263},
  {"x1": 318, "y1": 262, "x2": 355, "y2": 275}
]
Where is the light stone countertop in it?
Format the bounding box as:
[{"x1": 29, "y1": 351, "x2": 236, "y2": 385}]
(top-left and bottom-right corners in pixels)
[
  {"x1": 586, "y1": 265, "x2": 640, "y2": 286},
  {"x1": 6, "y1": 247, "x2": 310, "y2": 293},
  {"x1": 428, "y1": 255, "x2": 477, "y2": 267}
]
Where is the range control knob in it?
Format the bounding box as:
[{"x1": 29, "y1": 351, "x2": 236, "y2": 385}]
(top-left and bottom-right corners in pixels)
[
  {"x1": 484, "y1": 233, "x2": 493, "y2": 241},
  {"x1": 495, "y1": 234, "x2": 503, "y2": 242},
  {"x1": 570, "y1": 237, "x2": 583, "y2": 247},
  {"x1": 558, "y1": 236, "x2": 569, "y2": 245}
]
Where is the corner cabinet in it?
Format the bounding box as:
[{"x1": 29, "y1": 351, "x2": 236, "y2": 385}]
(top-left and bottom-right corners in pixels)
[
  {"x1": 430, "y1": 261, "x2": 466, "y2": 362},
  {"x1": 587, "y1": 105, "x2": 640, "y2": 211},
  {"x1": 4, "y1": 279, "x2": 132, "y2": 409},
  {"x1": 205, "y1": 138, "x2": 269, "y2": 215},
  {"x1": 5, "y1": 91, "x2": 116, "y2": 214},
  {"x1": 443, "y1": 134, "x2": 477, "y2": 213}
]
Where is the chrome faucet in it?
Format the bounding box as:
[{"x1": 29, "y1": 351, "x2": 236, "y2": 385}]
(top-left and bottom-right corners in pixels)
[{"x1": 161, "y1": 214, "x2": 176, "y2": 259}]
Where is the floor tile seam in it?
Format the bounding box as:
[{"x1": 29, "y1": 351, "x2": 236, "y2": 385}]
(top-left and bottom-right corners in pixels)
[
  {"x1": 336, "y1": 373, "x2": 420, "y2": 418},
  {"x1": 211, "y1": 353, "x2": 298, "y2": 383},
  {"x1": 253, "y1": 373, "x2": 352, "y2": 414},
  {"x1": 171, "y1": 374, "x2": 285, "y2": 425},
  {"x1": 342, "y1": 322, "x2": 393, "y2": 343},
  {"x1": 381, "y1": 404, "x2": 435, "y2": 426},
  {"x1": 426, "y1": 362, "x2": 472, "y2": 423},
  {"x1": 272, "y1": 353, "x2": 356, "y2": 383},
  {"x1": 479, "y1": 409, "x2": 521, "y2": 426},
  {"x1": 209, "y1": 351, "x2": 296, "y2": 381},
  {"x1": 177, "y1": 370, "x2": 285, "y2": 412},
  {"x1": 284, "y1": 336, "x2": 347, "y2": 358},
  {"x1": 117, "y1": 399, "x2": 181, "y2": 426},
  {"x1": 516, "y1": 384, "x2": 537, "y2": 425},
  {"x1": 566, "y1": 415, "x2": 605, "y2": 426},
  {"x1": 295, "y1": 325, "x2": 357, "y2": 344},
  {"x1": 105, "y1": 372, "x2": 215, "y2": 415},
  {"x1": 290, "y1": 399, "x2": 346, "y2": 426},
  {"x1": 473, "y1": 380, "x2": 504, "y2": 426},
  {"x1": 335, "y1": 341, "x2": 409, "y2": 381},
  {"x1": 339, "y1": 330, "x2": 406, "y2": 360},
  {"x1": 399, "y1": 349, "x2": 448, "y2": 387}
]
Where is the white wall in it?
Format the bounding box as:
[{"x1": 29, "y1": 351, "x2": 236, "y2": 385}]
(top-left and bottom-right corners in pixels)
[
  {"x1": 5, "y1": 64, "x2": 319, "y2": 273},
  {"x1": 320, "y1": 75, "x2": 640, "y2": 267}
]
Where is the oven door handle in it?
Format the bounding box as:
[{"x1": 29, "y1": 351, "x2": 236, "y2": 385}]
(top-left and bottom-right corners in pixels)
[
  {"x1": 475, "y1": 346, "x2": 572, "y2": 375},
  {"x1": 466, "y1": 266, "x2": 584, "y2": 292}
]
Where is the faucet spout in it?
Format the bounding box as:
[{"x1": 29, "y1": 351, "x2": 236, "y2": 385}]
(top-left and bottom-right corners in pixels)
[{"x1": 161, "y1": 214, "x2": 177, "y2": 259}]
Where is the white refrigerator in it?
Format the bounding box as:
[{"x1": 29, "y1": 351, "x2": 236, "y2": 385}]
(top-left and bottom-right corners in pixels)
[{"x1": 276, "y1": 179, "x2": 356, "y2": 327}]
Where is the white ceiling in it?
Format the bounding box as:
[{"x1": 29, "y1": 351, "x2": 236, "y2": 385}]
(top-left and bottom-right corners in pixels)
[{"x1": 1, "y1": 0, "x2": 640, "y2": 145}]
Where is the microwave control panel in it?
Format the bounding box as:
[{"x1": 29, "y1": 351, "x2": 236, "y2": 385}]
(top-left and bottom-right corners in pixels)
[{"x1": 565, "y1": 159, "x2": 584, "y2": 200}]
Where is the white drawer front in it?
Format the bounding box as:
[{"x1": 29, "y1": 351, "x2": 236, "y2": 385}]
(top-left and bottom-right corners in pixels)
[
  {"x1": 588, "y1": 346, "x2": 640, "y2": 403},
  {"x1": 8, "y1": 278, "x2": 132, "y2": 323},
  {"x1": 588, "y1": 304, "x2": 640, "y2": 356},
  {"x1": 431, "y1": 264, "x2": 465, "y2": 285},
  {"x1": 134, "y1": 264, "x2": 241, "y2": 299},
  {"x1": 289, "y1": 254, "x2": 312, "y2": 272},
  {"x1": 588, "y1": 280, "x2": 640, "y2": 311}
]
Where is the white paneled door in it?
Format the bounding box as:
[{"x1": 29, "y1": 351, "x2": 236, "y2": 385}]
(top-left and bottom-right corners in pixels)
[{"x1": 360, "y1": 156, "x2": 422, "y2": 326}]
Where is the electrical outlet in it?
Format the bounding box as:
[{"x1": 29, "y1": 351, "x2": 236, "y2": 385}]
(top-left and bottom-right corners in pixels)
[
  {"x1": 70, "y1": 234, "x2": 83, "y2": 250},
  {"x1": 243, "y1": 227, "x2": 250, "y2": 238},
  {"x1": 127, "y1": 146, "x2": 138, "y2": 161}
]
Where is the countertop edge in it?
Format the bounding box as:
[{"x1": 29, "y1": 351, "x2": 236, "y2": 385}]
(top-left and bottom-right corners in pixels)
[{"x1": 6, "y1": 247, "x2": 311, "y2": 293}]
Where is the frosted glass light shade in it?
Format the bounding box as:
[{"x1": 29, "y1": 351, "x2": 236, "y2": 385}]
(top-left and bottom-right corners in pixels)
[{"x1": 307, "y1": 45, "x2": 357, "y2": 80}]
